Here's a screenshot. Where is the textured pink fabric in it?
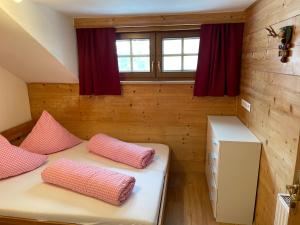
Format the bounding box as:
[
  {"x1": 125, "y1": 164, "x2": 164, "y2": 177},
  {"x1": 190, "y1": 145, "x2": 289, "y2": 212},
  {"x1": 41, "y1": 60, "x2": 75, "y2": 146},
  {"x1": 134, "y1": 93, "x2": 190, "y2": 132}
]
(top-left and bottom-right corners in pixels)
[
  {"x1": 88, "y1": 134, "x2": 155, "y2": 169},
  {"x1": 41, "y1": 158, "x2": 135, "y2": 205},
  {"x1": 20, "y1": 111, "x2": 82, "y2": 154},
  {"x1": 0, "y1": 135, "x2": 47, "y2": 180}
]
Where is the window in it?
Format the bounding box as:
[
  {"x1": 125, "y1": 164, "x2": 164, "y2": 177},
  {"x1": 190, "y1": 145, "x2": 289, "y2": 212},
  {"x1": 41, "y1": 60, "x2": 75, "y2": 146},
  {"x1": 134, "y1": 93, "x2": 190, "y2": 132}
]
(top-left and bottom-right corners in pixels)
[
  {"x1": 116, "y1": 30, "x2": 200, "y2": 81},
  {"x1": 116, "y1": 33, "x2": 155, "y2": 80}
]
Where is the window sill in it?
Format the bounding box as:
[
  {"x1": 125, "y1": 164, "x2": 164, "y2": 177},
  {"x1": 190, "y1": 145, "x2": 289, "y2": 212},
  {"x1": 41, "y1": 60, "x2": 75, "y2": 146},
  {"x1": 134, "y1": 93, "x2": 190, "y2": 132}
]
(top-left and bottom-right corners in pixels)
[{"x1": 120, "y1": 80, "x2": 195, "y2": 85}]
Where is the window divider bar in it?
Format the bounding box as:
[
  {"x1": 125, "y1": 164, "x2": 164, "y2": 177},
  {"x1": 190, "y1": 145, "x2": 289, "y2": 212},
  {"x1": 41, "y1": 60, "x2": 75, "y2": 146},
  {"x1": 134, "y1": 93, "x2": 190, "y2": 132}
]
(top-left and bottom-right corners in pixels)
[
  {"x1": 181, "y1": 38, "x2": 184, "y2": 71},
  {"x1": 130, "y1": 40, "x2": 133, "y2": 72}
]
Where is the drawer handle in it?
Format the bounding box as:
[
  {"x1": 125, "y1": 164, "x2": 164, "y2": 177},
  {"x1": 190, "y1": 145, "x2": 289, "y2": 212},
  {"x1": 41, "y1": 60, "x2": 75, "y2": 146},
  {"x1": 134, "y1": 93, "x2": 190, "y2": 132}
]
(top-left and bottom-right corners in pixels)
[
  {"x1": 212, "y1": 170, "x2": 217, "y2": 176},
  {"x1": 211, "y1": 152, "x2": 218, "y2": 160}
]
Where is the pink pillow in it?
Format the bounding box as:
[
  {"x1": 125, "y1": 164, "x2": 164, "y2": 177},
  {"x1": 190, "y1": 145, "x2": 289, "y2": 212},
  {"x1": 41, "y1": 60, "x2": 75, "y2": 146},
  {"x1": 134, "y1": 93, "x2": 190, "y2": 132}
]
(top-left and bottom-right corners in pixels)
[
  {"x1": 20, "y1": 111, "x2": 82, "y2": 154},
  {"x1": 0, "y1": 135, "x2": 47, "y2": 180},
  {"x1": 88, "y1": 134, "x2": 155, "y2": 169},
  {"x1": 42, "y1": 158, "x2": 135, "y2": 205}
]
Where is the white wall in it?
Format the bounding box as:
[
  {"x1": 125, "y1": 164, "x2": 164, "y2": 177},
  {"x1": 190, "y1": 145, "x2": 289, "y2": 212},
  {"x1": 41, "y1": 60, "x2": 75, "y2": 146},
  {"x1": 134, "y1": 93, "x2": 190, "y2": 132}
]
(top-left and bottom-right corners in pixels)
[
  {"x1": 0, "y1": 0, "x2": 78, "y2": 78},
  {"x1": 0, "y1": 66, "x2": 31, "y2": 132}
]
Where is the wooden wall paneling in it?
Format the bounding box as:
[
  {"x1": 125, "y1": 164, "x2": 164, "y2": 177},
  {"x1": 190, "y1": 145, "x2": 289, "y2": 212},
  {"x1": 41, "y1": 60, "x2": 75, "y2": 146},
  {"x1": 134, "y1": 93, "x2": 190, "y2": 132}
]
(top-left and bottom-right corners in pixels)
[
  {"x1": 74, "y1": 11, "x2": 246, "y2": 28},
  {"x1": 28, "y1": 83, "x2": 237, "y2": 173},
  {"x1": 238, "y1": 1, "x2": 300, "y2": 224},
  {"x1": 246, "y1": 0, "x2": 300, "y2": 34}
]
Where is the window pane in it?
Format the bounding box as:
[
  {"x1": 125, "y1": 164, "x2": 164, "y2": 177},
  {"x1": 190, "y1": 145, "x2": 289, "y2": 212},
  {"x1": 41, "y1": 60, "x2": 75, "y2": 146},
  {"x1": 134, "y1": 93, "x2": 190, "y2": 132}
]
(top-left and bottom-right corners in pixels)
[
  {"x1": 183, "y1": 55, "x2": 198, "y2": 71},
  {"x1": 133, "y1": 57, "x2": 150, "y2": 72},
  {"x1": 118, "y1": 57, "x2": 131, "y2": 72},
  {"x1": 184, "y1": 38, "x2": 200, "y2": 54},
  {"x1": 163, "y1": 56, "x2": 182, "y2": 71},
  {"x1": 163, "y1": 39, "x2": 182, "y2": 55},
  {"x1": 116, "y1": 40, "x2": 130, "y2": 55},
  {"x1": 132, "y1": 39, "x2": 150, "y2": 55}
]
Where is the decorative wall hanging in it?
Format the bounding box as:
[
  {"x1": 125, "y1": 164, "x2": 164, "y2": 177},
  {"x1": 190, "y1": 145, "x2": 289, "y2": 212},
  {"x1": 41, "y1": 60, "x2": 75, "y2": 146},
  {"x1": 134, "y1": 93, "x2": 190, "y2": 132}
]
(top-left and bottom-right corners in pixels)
[{"x1": 265, "y1": 25, "x2": 294, "y2": 63}]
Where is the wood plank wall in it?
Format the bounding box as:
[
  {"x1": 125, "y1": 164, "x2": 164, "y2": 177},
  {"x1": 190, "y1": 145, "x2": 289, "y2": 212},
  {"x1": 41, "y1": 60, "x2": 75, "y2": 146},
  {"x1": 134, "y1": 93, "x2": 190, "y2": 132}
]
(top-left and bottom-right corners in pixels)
[
  {"x1": 28, "y1": 83, "x2": 237, "y2": 173},
  {"x1": 238, "y1": 0, "x2": 300, "y2": 225}
]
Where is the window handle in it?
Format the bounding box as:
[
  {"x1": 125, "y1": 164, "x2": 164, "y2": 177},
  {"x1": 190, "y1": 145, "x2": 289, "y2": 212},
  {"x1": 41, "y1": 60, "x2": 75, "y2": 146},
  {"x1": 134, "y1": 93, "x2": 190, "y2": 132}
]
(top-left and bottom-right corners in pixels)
[
  {"x1": 151, "y1": 61, "x2": 154, "y2": 72},
  {"x1": 158, "y1": 61, "x2": 161, "y2": 72}
]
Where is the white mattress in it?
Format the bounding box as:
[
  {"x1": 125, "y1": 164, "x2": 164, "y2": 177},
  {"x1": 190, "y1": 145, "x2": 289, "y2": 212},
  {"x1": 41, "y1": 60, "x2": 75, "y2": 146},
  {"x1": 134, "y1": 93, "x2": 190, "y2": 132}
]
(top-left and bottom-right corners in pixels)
[{"x1": 0, "y1": 142, "x2": 170, "y2": 225}]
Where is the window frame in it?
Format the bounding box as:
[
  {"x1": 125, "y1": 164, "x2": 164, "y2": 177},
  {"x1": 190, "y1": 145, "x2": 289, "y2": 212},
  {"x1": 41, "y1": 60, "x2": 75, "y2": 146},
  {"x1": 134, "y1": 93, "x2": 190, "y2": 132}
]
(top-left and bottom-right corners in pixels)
[
  {"x1": 116, "y1": 30, "x2": 200, "y2": 81},
  {"x1": 156, "y1": 30, "x2": 200, "y2": 80},
  {"x1": 116, "y1": 32, "x2": 156, "y2": 81}
]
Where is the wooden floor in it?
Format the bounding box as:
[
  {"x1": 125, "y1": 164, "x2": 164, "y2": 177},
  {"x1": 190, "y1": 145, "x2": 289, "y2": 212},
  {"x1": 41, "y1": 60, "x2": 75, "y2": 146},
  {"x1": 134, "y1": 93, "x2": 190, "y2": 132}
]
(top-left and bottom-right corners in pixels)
[{"x1": 163, "y1": 173, "x2": 233, "y2": 225}]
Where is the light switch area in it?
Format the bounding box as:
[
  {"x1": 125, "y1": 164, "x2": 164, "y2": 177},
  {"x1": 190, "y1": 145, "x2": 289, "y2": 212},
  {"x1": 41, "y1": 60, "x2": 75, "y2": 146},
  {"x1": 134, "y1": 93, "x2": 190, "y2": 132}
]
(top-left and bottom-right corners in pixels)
[{"x1": 241, "y1": 99, "x2": 251, "y2": 112}]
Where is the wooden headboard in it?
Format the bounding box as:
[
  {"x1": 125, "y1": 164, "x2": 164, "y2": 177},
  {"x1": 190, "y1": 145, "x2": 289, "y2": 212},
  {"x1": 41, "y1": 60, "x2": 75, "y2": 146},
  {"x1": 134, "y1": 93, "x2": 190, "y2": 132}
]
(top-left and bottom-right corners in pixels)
[{"x1": 1, "y1": 120, "x2": 35, "y2": 146}]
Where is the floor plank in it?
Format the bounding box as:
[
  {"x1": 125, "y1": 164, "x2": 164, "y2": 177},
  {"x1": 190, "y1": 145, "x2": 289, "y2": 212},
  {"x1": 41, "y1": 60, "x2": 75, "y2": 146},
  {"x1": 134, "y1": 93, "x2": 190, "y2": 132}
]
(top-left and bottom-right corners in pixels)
[{"x1": 163, "y1": 173, "x2": 235, "y2": 225}]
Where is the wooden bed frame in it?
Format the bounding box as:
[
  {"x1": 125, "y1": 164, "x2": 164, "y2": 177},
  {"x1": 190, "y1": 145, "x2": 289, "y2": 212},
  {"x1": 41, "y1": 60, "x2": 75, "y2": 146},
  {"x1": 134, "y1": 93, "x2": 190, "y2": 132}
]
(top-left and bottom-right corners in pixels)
[{"x1": 0, "y1": 120, "x2": 169, "y2": 225}]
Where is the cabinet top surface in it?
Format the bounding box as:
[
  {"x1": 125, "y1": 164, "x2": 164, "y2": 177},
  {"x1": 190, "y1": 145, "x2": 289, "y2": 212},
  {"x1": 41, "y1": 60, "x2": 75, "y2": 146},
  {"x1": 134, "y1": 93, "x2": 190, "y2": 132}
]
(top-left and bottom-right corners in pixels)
[{"x1": 208, "y1": 116, "x2": 260, "y2": 143}]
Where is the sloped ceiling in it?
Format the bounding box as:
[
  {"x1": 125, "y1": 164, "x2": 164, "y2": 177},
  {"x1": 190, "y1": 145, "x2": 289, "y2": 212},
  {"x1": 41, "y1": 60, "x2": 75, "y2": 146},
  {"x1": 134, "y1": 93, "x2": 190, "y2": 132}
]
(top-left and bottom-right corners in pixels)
[
  {"x1": 0, "y1": 8, "x2": 77, "y2": 83},
  {"x1": 0, "y1": 0, "x2": 78, "y2": 83}
]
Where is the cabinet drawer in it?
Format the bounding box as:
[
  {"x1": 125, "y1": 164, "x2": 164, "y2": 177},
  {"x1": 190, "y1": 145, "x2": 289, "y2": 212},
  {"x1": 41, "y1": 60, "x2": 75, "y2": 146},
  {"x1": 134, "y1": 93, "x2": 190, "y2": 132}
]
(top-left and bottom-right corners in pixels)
[
  {"x1": 209, "y1": 150, "x2": 219, "y2": 173},
  {"x1": 206, "y1": 149, "x2": 219, "y2": 187},
  {"x1": 209, "y1": 182, "x2": 218, "y2": 218},
  {"x1": 211, "y1": 138, "x2": 219, "y2": 152},
  {"x1": 211, "y1": 168, "x2": 218, "y2": 187},
  {"x1": 207, "y1": 125, "x2": 219, "y2": 152},
  {"x1": 207, "y1": 137, "x2": 219, "y2": 153}
]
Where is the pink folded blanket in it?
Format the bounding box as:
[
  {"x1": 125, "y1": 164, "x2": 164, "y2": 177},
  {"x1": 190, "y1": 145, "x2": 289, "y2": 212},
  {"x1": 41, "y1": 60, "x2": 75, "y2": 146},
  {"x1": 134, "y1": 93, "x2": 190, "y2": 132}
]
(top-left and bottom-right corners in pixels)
[
  {"x1": 41, "y1": 158, "x2": 135, "y2": 206},
  {"x1": 88, "y1": 134, "x2": 155, "y2": 169}
]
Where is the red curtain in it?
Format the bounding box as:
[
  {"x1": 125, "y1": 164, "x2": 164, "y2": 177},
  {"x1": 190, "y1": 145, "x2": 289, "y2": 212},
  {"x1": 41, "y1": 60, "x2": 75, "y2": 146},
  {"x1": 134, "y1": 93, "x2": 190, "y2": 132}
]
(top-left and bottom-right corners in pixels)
[
  {"x1": 194, "y1": 23, "x2": 244, "y2": 96},
  {"x1": 76, "y1": 28, "x2": 121, "y2": 95}
]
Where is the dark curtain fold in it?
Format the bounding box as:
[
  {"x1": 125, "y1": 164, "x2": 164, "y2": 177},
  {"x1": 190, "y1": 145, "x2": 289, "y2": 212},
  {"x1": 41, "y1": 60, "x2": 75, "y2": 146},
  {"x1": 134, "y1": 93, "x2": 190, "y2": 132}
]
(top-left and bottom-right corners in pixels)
[
  {"x1": 194, "y1": 23, "x2": 244, "y2": 97},
  {"x1": 76, "y1": 28, "x2": 121, "y2": 95}
]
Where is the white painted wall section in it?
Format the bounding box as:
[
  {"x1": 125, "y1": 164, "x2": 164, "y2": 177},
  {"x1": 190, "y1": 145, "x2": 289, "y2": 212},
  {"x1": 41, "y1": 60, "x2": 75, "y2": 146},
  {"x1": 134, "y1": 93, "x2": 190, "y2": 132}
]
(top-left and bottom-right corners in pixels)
[{"x1": 0, "y1": 66, "x2": 31, "y2": 132}]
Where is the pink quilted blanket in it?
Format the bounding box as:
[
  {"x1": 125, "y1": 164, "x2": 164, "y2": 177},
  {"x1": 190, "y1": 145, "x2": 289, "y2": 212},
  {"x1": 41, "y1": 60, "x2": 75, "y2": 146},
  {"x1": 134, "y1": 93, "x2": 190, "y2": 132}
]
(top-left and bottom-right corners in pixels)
[
  {"x1": 41, "y1": 158, "x2": 135, "y2": 206},
  {"x1": 88, "y1": 134, "x2": 155, "y2": 169}
]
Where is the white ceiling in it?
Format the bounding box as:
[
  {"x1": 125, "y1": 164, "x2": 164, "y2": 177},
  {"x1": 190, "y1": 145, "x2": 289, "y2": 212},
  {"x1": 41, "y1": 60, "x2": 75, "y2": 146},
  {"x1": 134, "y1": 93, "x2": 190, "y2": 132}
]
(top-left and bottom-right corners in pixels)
[{"x1": 31, "y1": 0, "x2": 256, "y2": 17}]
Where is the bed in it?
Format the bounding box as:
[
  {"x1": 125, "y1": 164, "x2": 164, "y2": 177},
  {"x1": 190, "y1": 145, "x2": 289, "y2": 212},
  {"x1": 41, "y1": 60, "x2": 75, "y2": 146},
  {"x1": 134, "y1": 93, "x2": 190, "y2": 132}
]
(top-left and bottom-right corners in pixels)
[{"x1": 0, "y1": 121, "x2": 170, "y2": 225}]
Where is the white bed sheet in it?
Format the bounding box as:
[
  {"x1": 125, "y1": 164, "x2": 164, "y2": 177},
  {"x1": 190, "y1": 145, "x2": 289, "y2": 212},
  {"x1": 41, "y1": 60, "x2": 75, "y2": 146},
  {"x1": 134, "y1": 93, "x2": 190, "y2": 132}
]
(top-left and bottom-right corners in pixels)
[{"x1": 0, "y1": 142, "x2": 170, "y2": 225}]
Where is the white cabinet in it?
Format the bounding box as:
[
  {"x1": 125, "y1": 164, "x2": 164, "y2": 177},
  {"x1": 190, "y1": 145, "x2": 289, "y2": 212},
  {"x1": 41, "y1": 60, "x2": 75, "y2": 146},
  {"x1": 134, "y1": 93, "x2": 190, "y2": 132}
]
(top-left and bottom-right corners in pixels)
[{"x1": 206, "y1": 116, "x2": 261, "y2": 225}]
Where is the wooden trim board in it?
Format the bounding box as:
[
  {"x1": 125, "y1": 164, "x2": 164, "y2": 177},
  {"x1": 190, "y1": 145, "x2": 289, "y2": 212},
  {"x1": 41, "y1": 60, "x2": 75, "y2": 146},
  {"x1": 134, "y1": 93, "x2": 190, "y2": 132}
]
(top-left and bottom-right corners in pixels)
[
  {"x1": 1, "y1": 120, "x2": 34, "y2": 146},
  {"x1": 74, "y1": 11, "x2": 246, "y2": 28}
]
